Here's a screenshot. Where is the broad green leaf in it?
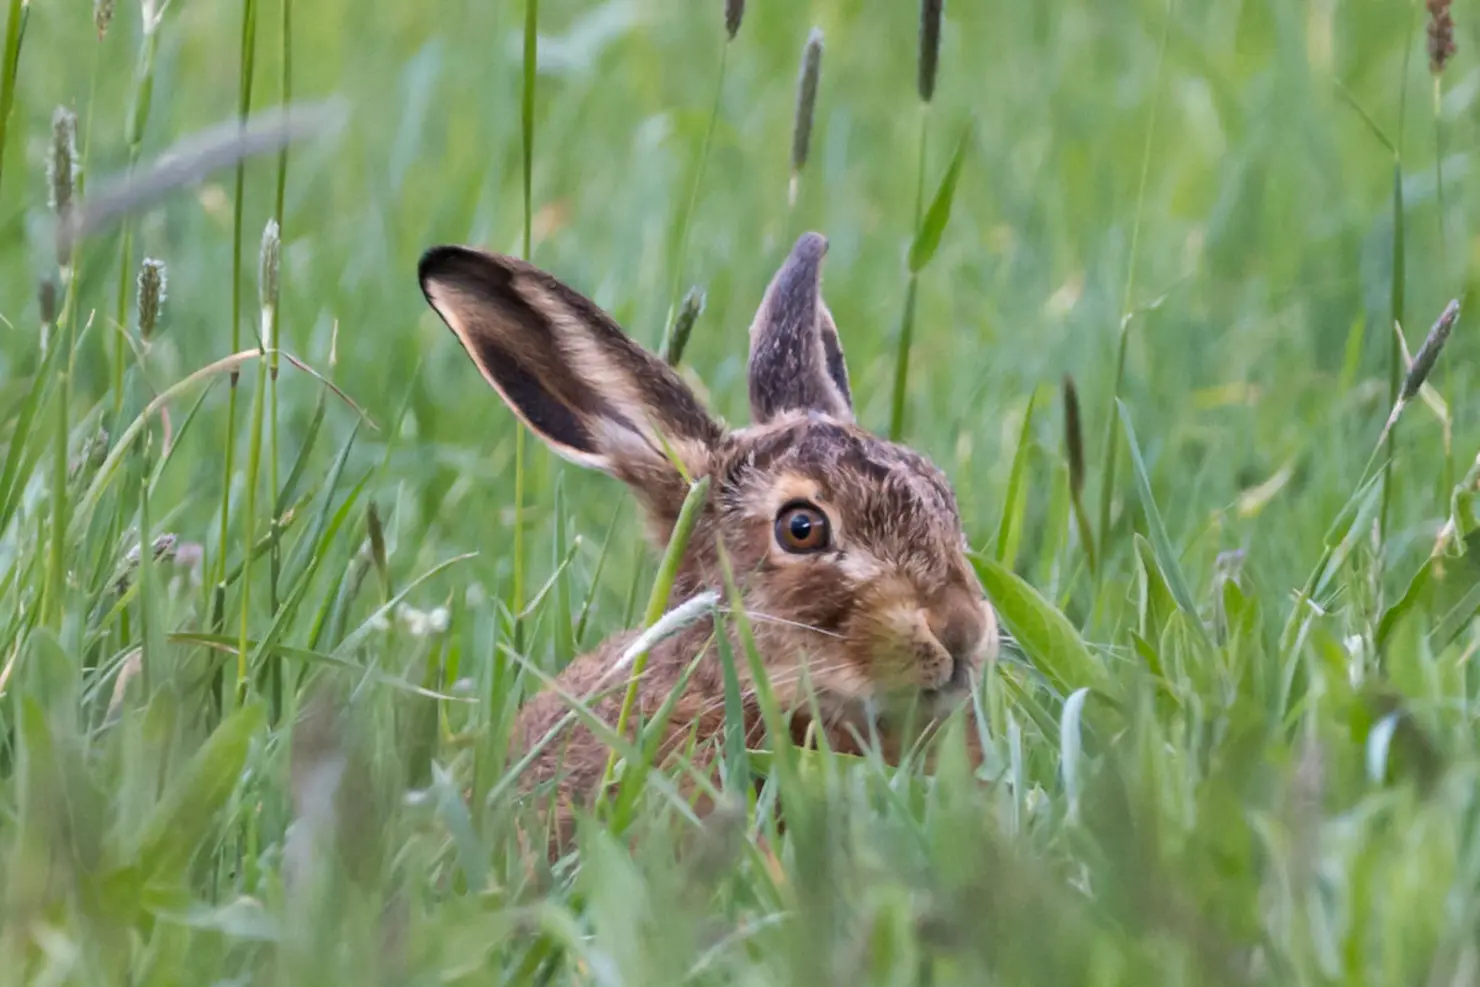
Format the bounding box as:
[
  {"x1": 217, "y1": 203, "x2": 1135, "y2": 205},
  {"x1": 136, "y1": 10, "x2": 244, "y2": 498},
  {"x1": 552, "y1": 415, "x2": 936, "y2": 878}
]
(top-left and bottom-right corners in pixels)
[
  {"x1": 972, "y1": 553, "x2": 1108, "y2": 696},
  {"x1": 1377, "y1": 530, "x2": 1480, "y2": 651},
  {"x1": 907, "y1": 123, "x2": 971, "y2": 273},
  {"x1": 129, "y1": 702, "x2": 265, "y2": 880}
]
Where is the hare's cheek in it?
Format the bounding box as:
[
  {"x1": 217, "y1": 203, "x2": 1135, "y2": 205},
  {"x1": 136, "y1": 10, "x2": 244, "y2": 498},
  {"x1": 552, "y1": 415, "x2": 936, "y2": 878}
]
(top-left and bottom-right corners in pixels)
[{"x1": 761, "y1": 562, "x2": 855, "y2": 635}]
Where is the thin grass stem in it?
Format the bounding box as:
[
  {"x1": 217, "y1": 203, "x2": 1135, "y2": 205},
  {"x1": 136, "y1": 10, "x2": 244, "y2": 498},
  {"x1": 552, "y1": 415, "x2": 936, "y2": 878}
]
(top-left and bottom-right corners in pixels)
[
  {"x1": 887, "y1": 102, "x2": 930, "y2": 442},
  {"x1": 662, "y1": 41, "x2": 728, "y2": 354},
  {"x1": 267, "y1": 0, "x2": 292, "y2": 639},
  {"x1": 217, "y1": 0, "x2": 259, "y2": 713},
  {"x1": 596, "y1": 476, "x2": 711, "y2": 806},
  {"x1": 1379, "y1": 6, "x2": 1418, "y2": 588},
  {"x1": 1094, "y1": 0, "x2": 1172, "y2": 585},
  {"x1": 511, "y1": 0, "x2": 539, "y2": 655},
  {"x1": 0, "y1": 0, "x2": 27, "y2": 196},
  {"x1": 112, "y1": 13, "x2": 162, "y2": 415}
]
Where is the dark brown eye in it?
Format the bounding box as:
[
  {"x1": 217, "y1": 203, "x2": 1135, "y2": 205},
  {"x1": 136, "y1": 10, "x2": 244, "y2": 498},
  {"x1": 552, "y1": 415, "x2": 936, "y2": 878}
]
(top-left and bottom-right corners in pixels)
[{"x1": 775, "y1": 502, "x2": 830, "y2": 554}]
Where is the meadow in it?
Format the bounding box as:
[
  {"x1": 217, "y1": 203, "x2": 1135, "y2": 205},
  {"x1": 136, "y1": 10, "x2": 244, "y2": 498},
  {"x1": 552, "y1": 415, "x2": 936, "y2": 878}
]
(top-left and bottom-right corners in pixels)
[{"x1": 1, "y1": 0, "x2": 1479, "y2": 982}]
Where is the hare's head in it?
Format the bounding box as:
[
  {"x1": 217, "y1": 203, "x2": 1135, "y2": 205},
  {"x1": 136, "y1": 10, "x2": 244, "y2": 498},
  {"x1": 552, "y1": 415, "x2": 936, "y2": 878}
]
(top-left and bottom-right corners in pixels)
[{"x1": 419, "y1": 233, "x2": 997, "y2": 719}]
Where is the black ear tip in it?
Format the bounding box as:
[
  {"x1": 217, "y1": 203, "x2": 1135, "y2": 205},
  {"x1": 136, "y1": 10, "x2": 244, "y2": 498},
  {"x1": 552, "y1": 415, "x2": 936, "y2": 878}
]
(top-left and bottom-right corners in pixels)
[
  {"x1": 417, "y1": 244, "x2": 470, "y2": 290},
  {"x1": 771, "y1": 232, "x2": 828, "y2": 292},
  {"x1": 418, "y1": 244, "x2": 521, "y2": 306}
]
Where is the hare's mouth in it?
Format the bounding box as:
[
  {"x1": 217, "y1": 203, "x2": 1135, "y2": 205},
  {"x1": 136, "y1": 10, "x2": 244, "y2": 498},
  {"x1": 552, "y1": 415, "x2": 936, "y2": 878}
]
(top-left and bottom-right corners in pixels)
[{"x1": 919, "y1": 657, "x2": 974, "y2": 707}]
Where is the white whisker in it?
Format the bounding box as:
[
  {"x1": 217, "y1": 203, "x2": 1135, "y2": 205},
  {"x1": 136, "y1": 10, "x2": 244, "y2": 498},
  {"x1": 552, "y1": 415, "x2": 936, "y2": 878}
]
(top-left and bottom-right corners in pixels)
[{"x1": 719, "y1": 606, "x2": 845, "y2": 640}]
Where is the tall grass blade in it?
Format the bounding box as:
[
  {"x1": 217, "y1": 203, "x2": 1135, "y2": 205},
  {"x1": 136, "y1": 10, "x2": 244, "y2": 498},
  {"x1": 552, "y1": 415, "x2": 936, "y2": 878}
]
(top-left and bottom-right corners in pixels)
[
  {"x1": 1116, "y1": 399, "x2": 1207, "y2": 646},
  {"x1": 1095, "y1": 0, "x2": 1173, "y2": 572}
]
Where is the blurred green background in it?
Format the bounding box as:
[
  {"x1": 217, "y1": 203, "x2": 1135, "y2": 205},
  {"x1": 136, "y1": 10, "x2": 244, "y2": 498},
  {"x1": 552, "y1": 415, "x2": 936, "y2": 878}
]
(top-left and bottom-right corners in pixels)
[
  {"x1": 5, "y1": 0, "x2": 1480, "y2": 982},
  {"x1": 12, "y1": 0, "x2": 1475, "y2": 602}
]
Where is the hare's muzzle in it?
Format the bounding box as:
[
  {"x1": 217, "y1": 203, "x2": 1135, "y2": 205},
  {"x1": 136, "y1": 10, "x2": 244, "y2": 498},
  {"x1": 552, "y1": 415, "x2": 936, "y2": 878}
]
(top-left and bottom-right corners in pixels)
[{"x1": 926, "y1": 594, "x2": 997, "y2": 690}]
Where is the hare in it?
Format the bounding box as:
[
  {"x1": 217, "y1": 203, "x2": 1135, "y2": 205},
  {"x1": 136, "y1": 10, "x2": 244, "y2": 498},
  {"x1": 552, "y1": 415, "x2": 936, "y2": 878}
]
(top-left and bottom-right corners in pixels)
[{"x1": 418, "y1": 232, "x2": 998, "y2": 854}]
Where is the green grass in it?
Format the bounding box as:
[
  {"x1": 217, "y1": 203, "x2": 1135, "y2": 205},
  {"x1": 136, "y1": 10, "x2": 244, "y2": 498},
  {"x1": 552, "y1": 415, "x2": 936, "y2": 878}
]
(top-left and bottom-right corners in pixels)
[{"x1": 2, "y1": 0, "x2": 1480, "y2": 982}]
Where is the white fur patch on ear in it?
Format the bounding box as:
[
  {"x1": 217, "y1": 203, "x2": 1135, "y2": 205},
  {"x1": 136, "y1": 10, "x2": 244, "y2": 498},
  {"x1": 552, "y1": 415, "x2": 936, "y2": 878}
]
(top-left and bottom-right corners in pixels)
[
  {"x1": 421, "y1": 278, "x2": 612, "y2": 473},
  {"x1": 523, "y1": 277, "x2": 651, "y2": 423}
]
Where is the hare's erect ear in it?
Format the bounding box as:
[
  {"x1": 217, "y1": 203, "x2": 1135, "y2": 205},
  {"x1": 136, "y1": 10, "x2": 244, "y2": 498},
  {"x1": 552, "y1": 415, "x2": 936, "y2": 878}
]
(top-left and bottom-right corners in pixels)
[
  {"x1": 747, "y1": 232, "x2": 853, "y2": 425},
  {"x1": 419, "y1": 245, "x2": 723, "y2": 522}
]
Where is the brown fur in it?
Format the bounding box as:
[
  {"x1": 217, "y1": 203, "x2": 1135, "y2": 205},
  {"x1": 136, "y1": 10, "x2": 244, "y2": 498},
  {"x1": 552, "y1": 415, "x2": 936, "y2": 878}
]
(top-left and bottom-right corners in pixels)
[{"x1": 419, "y1": 233, "x2": 999, "y2": 860}]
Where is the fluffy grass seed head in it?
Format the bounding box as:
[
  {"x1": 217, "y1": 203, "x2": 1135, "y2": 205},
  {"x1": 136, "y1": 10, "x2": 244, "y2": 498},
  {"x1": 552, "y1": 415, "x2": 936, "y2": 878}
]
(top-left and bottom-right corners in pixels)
[
  {"x1": 919, "y1": 0, "x2": 943, "y2": 102},
  {"x1": 790, "y1": 28, "x2": 824, "y2": 205},
  {"x1": 49, "y1": 107, "x2": 79, "y2": 269},
  {"x1": 725, "y1": 0, "x2": 743, "y2": 40},
  {"x1": 47, "y1": 107, "x2": 78, "y2": 217},
  {"x1": 137, "y1": 258, "x2": 167, "y2": 340},
  {"x1": 1429, "y1": 0, "x2": 1456, "y2": 74}
]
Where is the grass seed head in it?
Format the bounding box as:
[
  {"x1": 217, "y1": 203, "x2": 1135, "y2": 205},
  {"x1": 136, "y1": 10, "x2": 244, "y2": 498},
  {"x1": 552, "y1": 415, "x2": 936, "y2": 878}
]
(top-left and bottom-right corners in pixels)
[
  {"x1": 49, "y1": 107, "x2": 79, "y2": 269},
  {"x1": 1428, "y1": 0, "x2": 1456, "y2": 73},
  {"x1": 137, "y1": 258, "x2": 167, "y2": 340},
  {"x1": 1063, "y1": 373, "x2": 1085, "y2": 498},
  {"x1": 47, "y1": 107, "x2": 78, "y2": 217},
  {"x1": 664, "y1": 286, "x2": 706, "y2": 366},
  {"x1": 366, "y1": 500, "x2": 389, "y2": 591},
  {"x1": 791, "y1": 28, "x2": 824, "y2": 180},
  {"x1": 724, "y1": 0, "x2": 743, "y2": 40},
  {"x1": 38, "y1": 278, "x2": 57, "y2": 326},
  {"x1": 919, "y1": 0, "x2": 943, "y2": 102},
  {"x1": 1401, "y1": 299, "x2": 1460, "y2": 403}
]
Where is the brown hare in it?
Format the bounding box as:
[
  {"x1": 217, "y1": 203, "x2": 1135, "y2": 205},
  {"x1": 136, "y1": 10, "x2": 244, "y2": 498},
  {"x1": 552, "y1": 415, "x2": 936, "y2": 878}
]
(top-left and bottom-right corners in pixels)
[{"x1": 418, "y1": 232, "x2": 998, "y2": 855}]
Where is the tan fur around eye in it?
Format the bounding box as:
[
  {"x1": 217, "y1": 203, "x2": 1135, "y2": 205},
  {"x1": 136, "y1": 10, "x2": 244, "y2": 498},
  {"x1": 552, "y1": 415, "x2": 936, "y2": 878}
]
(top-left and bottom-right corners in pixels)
[{"x1": 766, "y1": 473, "x2": 824, "y2": 513}]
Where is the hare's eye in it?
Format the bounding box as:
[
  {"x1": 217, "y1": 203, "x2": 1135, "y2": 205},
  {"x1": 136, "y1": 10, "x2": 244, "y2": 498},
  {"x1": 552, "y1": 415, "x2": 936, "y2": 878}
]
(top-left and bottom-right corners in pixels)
[{"x1": 775, "y1": 502, "x2": 830, "y2": 554}]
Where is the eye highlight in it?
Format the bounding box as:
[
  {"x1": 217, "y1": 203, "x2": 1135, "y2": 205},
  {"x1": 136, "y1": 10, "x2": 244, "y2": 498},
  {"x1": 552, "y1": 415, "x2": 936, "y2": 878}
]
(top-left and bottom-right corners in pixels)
[{"x1": 775, "y1": 501, "x2": 831, "y2": 554}]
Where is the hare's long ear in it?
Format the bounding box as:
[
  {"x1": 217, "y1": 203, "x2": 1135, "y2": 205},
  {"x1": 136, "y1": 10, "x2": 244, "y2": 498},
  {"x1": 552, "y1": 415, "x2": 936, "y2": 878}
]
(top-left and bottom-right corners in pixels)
[
  {"x1": 419, "y1": 245, "x2": 723, "y2": 526},
  {"x1": 747, "y1": 232, "x2": 853, "y2": 425}
]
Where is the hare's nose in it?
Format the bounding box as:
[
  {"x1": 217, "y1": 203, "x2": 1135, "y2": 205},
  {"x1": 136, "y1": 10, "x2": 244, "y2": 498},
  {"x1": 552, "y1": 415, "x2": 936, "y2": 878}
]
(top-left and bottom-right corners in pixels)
[{"x1": 927, "y1": 597, "x2": 989, "y2": 670}]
